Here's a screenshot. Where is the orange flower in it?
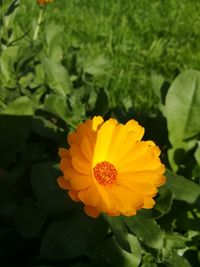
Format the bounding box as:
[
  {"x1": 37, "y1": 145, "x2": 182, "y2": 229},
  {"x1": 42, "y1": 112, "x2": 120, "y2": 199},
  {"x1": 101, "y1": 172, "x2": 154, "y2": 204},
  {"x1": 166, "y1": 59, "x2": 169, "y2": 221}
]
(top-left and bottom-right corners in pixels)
[
  {"x1": 37, "y1": 0, "x2": 53, "y2": 6},
  {"x1": 58, "y1": 116, "x2": 166, "y2": 218}
]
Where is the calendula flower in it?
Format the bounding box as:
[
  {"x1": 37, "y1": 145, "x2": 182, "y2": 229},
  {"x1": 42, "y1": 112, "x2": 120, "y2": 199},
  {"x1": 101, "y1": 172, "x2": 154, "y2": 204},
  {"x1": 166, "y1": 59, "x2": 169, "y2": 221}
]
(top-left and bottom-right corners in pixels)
[
  {"x1": 37, "y1": 0, "x2": 53, "y2": 6},
  {"x1": 58, "y1": 116, "x2": 166, "y2": 218}
]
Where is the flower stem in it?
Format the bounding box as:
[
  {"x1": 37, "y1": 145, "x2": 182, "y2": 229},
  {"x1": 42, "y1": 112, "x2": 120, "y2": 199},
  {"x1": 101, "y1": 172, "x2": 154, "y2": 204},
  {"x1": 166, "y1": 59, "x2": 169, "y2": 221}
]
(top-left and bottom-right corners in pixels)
[{"x1": 33, "y1": 7, "x2": 45, "y2": 41}]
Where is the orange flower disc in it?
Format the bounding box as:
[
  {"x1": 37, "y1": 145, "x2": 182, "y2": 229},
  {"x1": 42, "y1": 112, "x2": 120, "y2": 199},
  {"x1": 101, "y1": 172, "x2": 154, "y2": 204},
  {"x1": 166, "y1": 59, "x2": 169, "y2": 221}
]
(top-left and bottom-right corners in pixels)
[{"x1": 58, "y1": 116, "x2": 166, "y2": 218}]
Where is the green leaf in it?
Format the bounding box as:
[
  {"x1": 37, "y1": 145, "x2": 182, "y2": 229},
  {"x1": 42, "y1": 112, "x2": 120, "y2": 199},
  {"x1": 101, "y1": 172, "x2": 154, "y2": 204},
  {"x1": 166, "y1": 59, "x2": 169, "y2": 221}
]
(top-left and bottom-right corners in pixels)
[
  {"x1": 0, "y1": 46, "x2": 18, "y2": 87},
  {"x1": 153, "y1": 188, "x2": 173, "y2": 218},
  {"x1": 40, "y1": 211, "x2": 108, "y2": 260},
  {"x1": 2, "y1": 96, "x2": 34, "y2": 115},
  {"x1": 93, "y1": 235, "x2": 140, "y2": 267},
  {"x1": 32, "y1": 116, "x2": 64, "y2": 141},
  {"x1": 103, "y1": 215, "x2": 131, "y2": 252},
  {"x1": 83, "y1": 54, "x2": 110, "y2": 76},
  {"x1": 194, "y1": 142, "x2": 200, "y2": 165},
  {"x1": 166, "y1": 252, "x2": 191, "y2": 267},
  {"x1": 165, "y1": 70, "x2": 200, "y2": 148},
  {"x1": 31, "y1": 162, "x2": 78, "y2": 216},
  {"x1": 45, "y1": 24, "x2": 63, "y2": 62},
  {"x1": 165, "y1": 171, "x2": 200, "y2": 203},
  {"x1": 128, "y1": 234, "x2": 142, "y2": 267},
  {"x1": 93, "y1": 88, "x2": 109, "y2": 116},
  {"x1": 123, "y1": 216, "x2": 164, "y2": 249},
  {"x1": 14, "y1": 203, "x2": 46, "y2": 238},
  {"x1": 165, "y1": 233, "x2": 187, "y2": 249},
  {"x1": 138, "y1": 188, "x2": 173, "y2": 219},
  {"x1": 43, "y1": 58, "x2": 71, "y2": 96},
  {"x1": 43, "y1": 94, "x2": 70, "y2": 121}
]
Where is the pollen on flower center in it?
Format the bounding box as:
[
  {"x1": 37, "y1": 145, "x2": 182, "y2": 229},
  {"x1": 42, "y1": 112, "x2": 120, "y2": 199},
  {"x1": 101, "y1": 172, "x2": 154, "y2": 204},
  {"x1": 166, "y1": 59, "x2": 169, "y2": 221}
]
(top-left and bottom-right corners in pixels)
[{"x1": 93, "y1": 161, "x2": 118, "y2": 186}]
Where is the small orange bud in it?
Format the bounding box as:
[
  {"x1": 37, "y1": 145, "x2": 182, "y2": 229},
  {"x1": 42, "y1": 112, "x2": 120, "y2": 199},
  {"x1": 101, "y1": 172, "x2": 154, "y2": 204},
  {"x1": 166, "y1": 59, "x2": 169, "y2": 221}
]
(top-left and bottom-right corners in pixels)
[{"x1": 37, "y1": 0, "x2": 53, "y2": 6}]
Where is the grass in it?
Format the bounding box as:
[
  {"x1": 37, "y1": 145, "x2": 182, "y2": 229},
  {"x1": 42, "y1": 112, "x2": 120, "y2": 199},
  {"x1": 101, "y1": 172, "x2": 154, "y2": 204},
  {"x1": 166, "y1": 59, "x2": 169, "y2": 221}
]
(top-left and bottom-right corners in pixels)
[{"x1": 17, "y1": 0, "x2": 200, "y2": 112}]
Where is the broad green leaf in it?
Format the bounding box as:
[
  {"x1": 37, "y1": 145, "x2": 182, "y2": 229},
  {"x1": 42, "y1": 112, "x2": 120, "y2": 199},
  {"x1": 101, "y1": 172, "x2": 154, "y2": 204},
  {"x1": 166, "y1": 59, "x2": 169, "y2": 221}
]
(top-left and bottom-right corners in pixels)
[
  {"x1": 31, "y1": 162, "x2": 78, "y2": 216},
  {"x1": 93, "y1": 235, "x2": 139, "y2": 267},
  {"x1": 43, "y1": 94, "x2": 70, "y2": 121},
  {"x1": 123, "y1": 216, "x2": 164, "y2": 249},
  {"x1": 40, "y1": 211, "x2": 107, "y2": 260},
  {"x1": 43, "y1": 58, "x2": 71, "y2": 96},
  {"x1": 194, "y1": 142, "x2": 200, "y2": 165},
  {"x1": 1, "y1": 46, "x2": 18, "y2": 87},
  {"x1": 83, "y1": 54, "x2": 109, "y2": 76},
  {"x1": 2, "y1": 96, "x2": 34, "y2": 115},
  {"x1": 166, "y1": 253, "x2": 191, "y2": 267},
  {"x1": 154, "y1": 189, "x2": 173, "y2": 217},
  {"x1": 165, "y1": 70, "x2": 200, "y2": 148},
  {"x1": 165, "y1": 233, "x2": 186, "y2": 249},
  {"x1": 14, "y1": 204, "x2": 46, "y2": 238},
  {"x1": 165, "y1": 171, "x2": 200, "y2": 203},
  {"x1": 103, "y1": 215, "x2": 131, "y2": 252},
  {"x1": 45, "y1": 24, "x2": 63, "y2": 62},
  {"x1": 32, "y1": 116, "x2": 65, "y2": 141},
  {"x1": 128, "y1": 234, "x2": 142, "y2": 267},
  {"x1": 140, "y1": 254, "x2": 157, "y2": 267}
]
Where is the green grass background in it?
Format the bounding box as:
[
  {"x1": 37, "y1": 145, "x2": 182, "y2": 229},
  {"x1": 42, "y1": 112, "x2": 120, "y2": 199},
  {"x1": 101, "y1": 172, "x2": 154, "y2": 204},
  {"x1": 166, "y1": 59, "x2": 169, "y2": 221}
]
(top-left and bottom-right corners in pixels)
[{"x1": 17, "y1": 0, "x2": 200, "y2": 112}]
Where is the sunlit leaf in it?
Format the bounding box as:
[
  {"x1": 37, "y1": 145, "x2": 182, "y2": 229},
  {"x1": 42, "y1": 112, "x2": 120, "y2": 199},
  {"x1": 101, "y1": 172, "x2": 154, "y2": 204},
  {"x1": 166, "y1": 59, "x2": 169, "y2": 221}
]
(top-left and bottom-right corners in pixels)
[
  {"x1": 166, "y1": 171, "x2": 200, "y2": 203},
  {"x1": 123, "y1": 216, "x2": 164, "y2": 249}
]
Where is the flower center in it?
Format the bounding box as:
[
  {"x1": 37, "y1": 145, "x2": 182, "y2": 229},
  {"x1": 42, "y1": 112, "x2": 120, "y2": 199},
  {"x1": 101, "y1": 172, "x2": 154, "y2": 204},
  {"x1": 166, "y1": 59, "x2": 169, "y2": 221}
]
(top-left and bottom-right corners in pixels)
[{"x1": 93, "y1": 161, "x2": 118, "y2": 186}]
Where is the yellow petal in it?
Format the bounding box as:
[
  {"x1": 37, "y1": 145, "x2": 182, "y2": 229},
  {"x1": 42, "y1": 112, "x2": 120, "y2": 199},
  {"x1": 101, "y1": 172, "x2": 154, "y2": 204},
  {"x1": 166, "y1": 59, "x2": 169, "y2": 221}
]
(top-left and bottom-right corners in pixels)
[
  {"x1": 72, "y1": 157, "x2": 91, "y2": 174},
  {"x1": 78, "y1": 185, "x2": 101, "y2": 206},
  {"x1": 143, "y1": 198, "x2": 155, "y2": 209},
  {"x1": 60, "y1": 158, "x2": 71, "y2": 172},
  {"x1": 106, "y1": 124, "x2": 127, "y2": 163},
  {"x1": 118, "y1": 146, "x2": 162, "y2": 173},
  {"x1": 68, "y1": 190, "x2": 80, "y2": 202},
  {"x1": 84, "y1": 205, "x2": 100, "y2": 218},
  {"x1": 92, "y1": 119, "x2": 117, "y2": 166},
  {"x1": 70, "y1": 174, "x2": 93, "y2": 190},
  {"x1": 110, "y1": 185, "x2": 143, "y2": 213},
  {"x1": 81, "y1": 136, "x2": 94, "y2": 162},
  {"x1": 118, "y1": 168, "x2": 166, "y2": 187},
  {"x1": 57, "y1": 176, "x2": 71, "y2": 190},
  {"x1": 118, "y1": 179, "x2": 157, "y2": 197},
  {"x1": 58, "y1": 148, "x2": 70, "y2": 159},
  {"x1": 125, "y1": 119, "x2": 145, "y2": 140},
  {"x1": 91, "y1": 116, "x2": 104, "y2": 131}
]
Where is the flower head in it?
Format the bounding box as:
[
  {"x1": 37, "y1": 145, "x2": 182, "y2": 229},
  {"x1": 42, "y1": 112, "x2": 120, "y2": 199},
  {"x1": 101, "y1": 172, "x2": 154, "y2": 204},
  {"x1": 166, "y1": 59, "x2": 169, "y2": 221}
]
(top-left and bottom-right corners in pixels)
[
  {"x1": 37, "y1": 0, "x2": 53, "y2": 6},
  {"x1": 58, "y1": 116, "x2": 166, "y2": 218}
]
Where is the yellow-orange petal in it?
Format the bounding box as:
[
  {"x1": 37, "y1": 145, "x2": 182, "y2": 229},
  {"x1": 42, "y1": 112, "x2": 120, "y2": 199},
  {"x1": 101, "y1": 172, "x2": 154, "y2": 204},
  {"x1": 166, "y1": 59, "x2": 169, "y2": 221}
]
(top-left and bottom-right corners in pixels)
[
  {"x1": 69, "y1": 174, "x2": 93, "y2": 190},
  {"x1": 58, "y1": 148, "x2": 70, "y2": 159},
  {"x1": 91, "y1": 116, "x2": 104, "y2": 131},
  {"x1": 118, "y1": 179, "x2": 157, "y2": 197},
  {"x1": 117, "y1": 168, "x2": 165, "y2": 188},
  {"x1": 78, "y1": 185, "x2": 100, "y2": 206},
  {"x1": 68, "y1": 190, "x2": 80, "y2": 202},
  {"x1": 92, "y1": 118, "x2": 117, "y2": 166},
  {"x1": 116, "y1": 141, "x2": 156, "y2": 169},
  {"x1": 110, "y1": 185, "x2": 144, "y2": 213},
  {"x1": 143, "y1": 198, "x2": 155, "y2": 209},
  {"x1": 118, "y1": 147, "x2": 162, "y2": 173},
  {"x1": 81, "y1": 136, "x2": 94, "y2": 162},
  {"x1": 57, "y1": 176, "x2": 72, "y2": 190},
  {"x1": 60, "y1": 158, "x2": 72, "y2": 172},
  {"x1": 84, "y1": 205, "x2": 100, "y2": 218},
  {"x1": 72, "y1": 156, "x2": 91, "y2": 174},
  {"x1": 125, "y1": 119, "x2": 145, "y2": 141}
]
